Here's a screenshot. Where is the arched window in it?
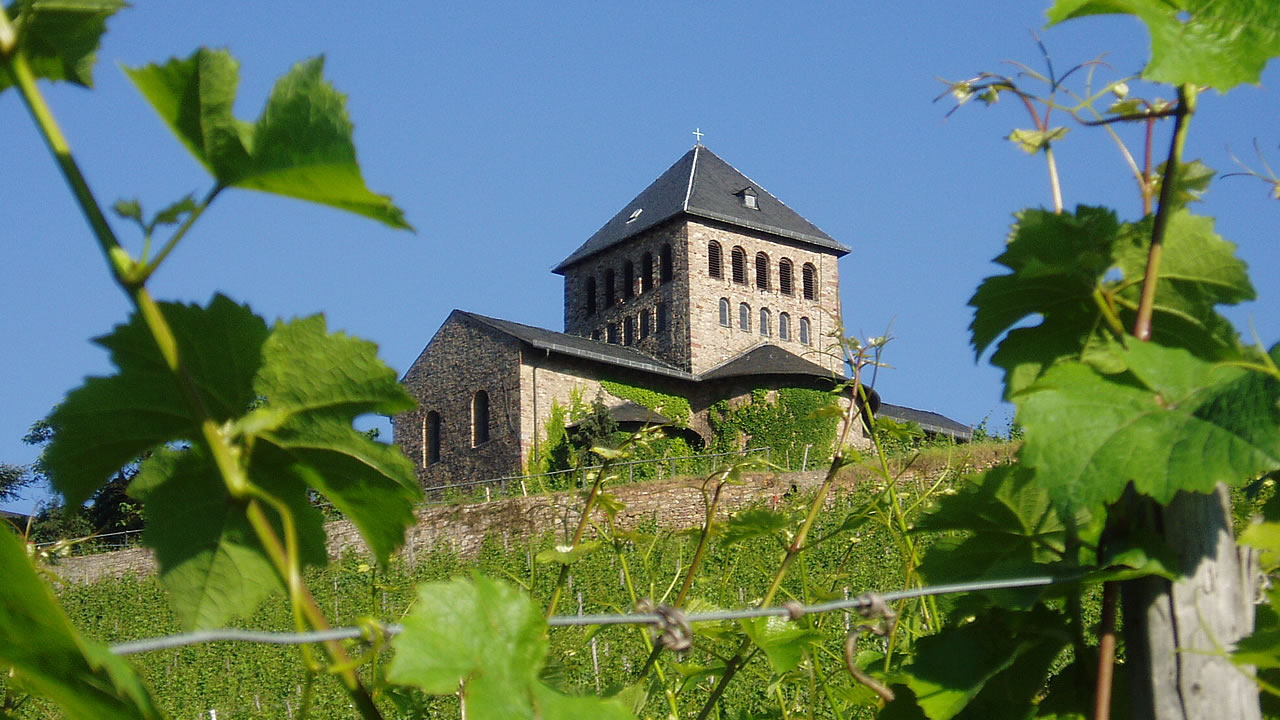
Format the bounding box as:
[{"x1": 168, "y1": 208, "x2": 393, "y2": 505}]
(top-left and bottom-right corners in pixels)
[
  {"x1": 799, "y1": 317, "x2": 811, "y2": 346},
  {"x1": 719, "y1": 298, "x2": 731, "y2": 327},
  {"x1": 802, "y1": 263, "x2": 817, "y2": 301},
  {"x1": 755, "y1": 252, "x2": 770, "y2": 290},
  {"x1": 623, "y1": 316, "x2": 635, "y2": 346},
  {"x1": 640, "y1": 309, "x2": 651, "y2": 338},
  {"x1": 623, "y1": 260, "x2": 635, "y2": 300},
  {"x1": 425, "y1": 411, "x2": 441, "y2": 465},
  {"x1": 760, "y1": 308, "x2": 772, "y2": 337},
  {"x1": 585, "y1": 276, "x2": 597, "y2": 316},
  {"x1": 657, "y1": 303, "x2": 669, "y2": 332},
  {"x1": 739, "y1": 302, "x2": 751, "y2": 332},
  {"x1": 731, "y1": 246, "x2": 747, "y2": 284},
  {"x1": 604, "y1": 269, "x2": 616, "y2": 306},
  {"x1": 660, "y1": 244, "x2": 673, "y2": 283},
  {"x1": 607, "y1": 322, "x2": 619, "y2": 343},
  {"x1": 708, "y1": 241, "x2": 723, "y2": 278},
  {"x1": 471, "y1": 391, "x2": 489, "y2": 446},
  {"x1": 779, "y1": 258, "x2": 794, "y2": 296},
  {"x1": 641, "y1": 252, "x2": 654, "y2": 293},
  {"x1": 779, "y1": 313, "x2": 791, "y2": 340}
]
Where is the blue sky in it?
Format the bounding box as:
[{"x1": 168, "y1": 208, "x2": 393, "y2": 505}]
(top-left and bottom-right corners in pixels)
[{"x1": 3, "y1": 2, "x2": 1278, "y2": 513}]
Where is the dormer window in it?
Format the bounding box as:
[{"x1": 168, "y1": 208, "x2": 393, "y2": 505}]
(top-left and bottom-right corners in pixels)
[{"x1": 737, "y1": 187, "x2": 759, "y2": 210}]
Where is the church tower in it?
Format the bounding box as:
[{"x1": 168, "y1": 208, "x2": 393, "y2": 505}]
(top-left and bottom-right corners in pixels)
[{"x1": 553, "y1": 145, "x2": 850, "y2": 375}]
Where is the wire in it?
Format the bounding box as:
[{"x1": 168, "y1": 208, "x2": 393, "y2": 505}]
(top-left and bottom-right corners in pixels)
[{"x1": 108, "y1": 574, "x2": 1063, "y2": 656}]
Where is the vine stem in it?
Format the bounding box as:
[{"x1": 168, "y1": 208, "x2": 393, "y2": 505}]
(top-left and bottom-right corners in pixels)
[
  {"x1": 1094, "y1": 581, "x2": 1119, "y2": 720},
  {"x1": 545, "y1": 458, "x2": 613, "y2": 619},
  {"x1": 1133, "y1": 83, "x2": 1197, "y2": 340},
  {"x1": 1, "y1": 11, "x2": 384, "y2": 718}
]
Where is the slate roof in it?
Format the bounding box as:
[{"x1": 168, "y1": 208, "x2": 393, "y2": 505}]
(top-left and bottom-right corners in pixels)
[
  {"x1": 554, "y1": 145, "x2": 849, "y2": 273},
  {"x1": 700, "y1": 344, "x2": 839, "y2": 381},
  {"x1": 456, "y1": 311, "x2": 838, "y2": 384},
  {"x1": 459, "y1": 311, "x2": 694, "y2": 381},
  {"x1": 877, "y1": 403, "x2": 973, "y2": 442},
  {"x1": 566, "y1": 401, "x2": 673, "y2": 427}
]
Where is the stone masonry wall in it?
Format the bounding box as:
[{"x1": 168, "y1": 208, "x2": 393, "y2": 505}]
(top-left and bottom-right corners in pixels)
[
  {"x1": 394, "y1": 314, "x2": 524, "y2": 488},
  {"x1": 562, "y1": 218, "x2": 691, "y2": 371},
  {"x1": 51, "y1": 470, "x2": 827, "y2": 584},
  {"x1": 685, "y1": 219, "x2": 843, "y2": 375}
]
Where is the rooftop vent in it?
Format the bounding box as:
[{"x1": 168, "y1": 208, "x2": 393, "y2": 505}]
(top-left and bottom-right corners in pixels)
[
  {"x1": 626, "y1": 208, "x2": 644, "y2": 223},
  {"x1": 737, "y1": 187, "x2": 759, "y2": 210}
]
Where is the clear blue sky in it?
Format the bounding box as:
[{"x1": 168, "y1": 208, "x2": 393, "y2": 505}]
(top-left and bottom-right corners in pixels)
[{"x1": 3, "y1": 2, "x2": 1278, "y2": 513}]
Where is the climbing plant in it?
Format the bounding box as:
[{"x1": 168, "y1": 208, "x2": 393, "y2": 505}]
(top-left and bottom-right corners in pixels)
[{"x1": 709, "y1": 387, "x2": 840, "y2": 469}]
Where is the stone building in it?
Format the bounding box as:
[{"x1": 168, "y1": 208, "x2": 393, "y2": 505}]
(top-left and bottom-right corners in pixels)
[{"x1": 393, "y1": 144, "x2": 965, "y2": 488}]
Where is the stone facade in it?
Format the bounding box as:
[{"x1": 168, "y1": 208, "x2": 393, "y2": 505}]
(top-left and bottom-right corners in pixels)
[
  {"x1": 561, "y1": 218, "x2": 843, "y2": 375},
  {"x1": 395, "y1": 313, "x2": 526, "y2": 487}
]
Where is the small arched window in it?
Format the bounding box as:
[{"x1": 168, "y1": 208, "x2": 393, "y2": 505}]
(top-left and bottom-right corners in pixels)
[
  {"x1": 708, "y1": 241, "x2": 723, "y2": 278},
  {"x1": 719, "y1": 298, "x2": 731, "y2": 327},
  {"x1": 607, "y1": 323, "x2": 619, "y2": 344},
  {"x1": 604, "y1": 269, "x2": 616, "y2": 306},
  {"x1": 731, "y1": 247, "x2": 747, "y2": 284},
  {"x1": 641, "y1": 252, "x2": 654, "y2": 293},
  {"x1": 657, "y1": 303, "x2": 669, "y2": 332},
  {"x1": 802, "y1": 263, "x2": 817, "y2": 301},
  {"x1": 660, "y1": 244, "x2": 673, "y2": 283},
  {"x1": 640, "y1": 309, "x2": 651, "y2": 338},
  {"x1": 779, "y1": 258, "x2": 794, "y2": 296},
  {"x1": 739, "y1": 302, "x2": 751, "y2": 332},
  {"x1": 760, "y1": 308, "x2": 771, "y2": 337},
  {"x1": 425, "y1": 411, "x2": 441, "y2": 465},
  {"x1": 585, "y1": 277, "x2": 597, "y2": 316},
  {"x1": 623, "y1": 261, "x2": 635, "y2": 300},
  {"x1": 799, "y1": 317, "x2": 811, "y2": 346},
  {"x1": 471, "y1": 391, "x2": 490, "y2": 447},
  {"x1": 755, "y1": 252, "x2": 770, "y2": 290},
  {"x1": 779, "y1": 312, "x2": 791, "y2": 340},
  {"x1": 623, "y1": 316, "x2": 635, "y2": 346}
]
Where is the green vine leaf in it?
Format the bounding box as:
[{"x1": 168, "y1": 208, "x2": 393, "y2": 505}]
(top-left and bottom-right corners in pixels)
[
  {"x1": 972, "y1": 207, "x2": 1254, "y2": 396},
  {"x1": 535, "y1": 540, "x2": 602, "y2": 566},
  {"x1": 1016, "y1": 341, "x2": 1280, "y2": 507},
  {"x1": 124, "y1": 49, "x2": 411, "y2": 229},
  {"x1": 0, "y1": 0, "x2": 125, "y2": 93},
  {"x1": 388, "y1": 575, "x2": 635, "y2": 720},
  {"x1": 1007, "y1": 126, "x2": 1069, "y2": 154},
  {"x1": 890, "y1": 607, "x2": 1069, "y2": 720},
  {"x1": 721, "y1": 508, "x2": 793, "y2": 547},
  {"x1": 45, "y1": 295, "x2": 269, "y2": 507},
  {"x1": 0, "y1": 527, "x2": 164, "y2": 719},
  {"x1": 741, "y1": 616, "x2": 822, "y2": 674},
  {"x1": 44, "y1": 296, "x2": 421, "y2": 628},
  {"x1": 128, "y1": 446, "x2": 328, "y2": 630},
  {"x1": 1048, "y1": 0, "x2": 1280, "y2": 90}
]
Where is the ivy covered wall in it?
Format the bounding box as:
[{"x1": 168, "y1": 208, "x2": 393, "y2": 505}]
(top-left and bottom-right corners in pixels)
[{"x1": 709, "y1": 387, "x2": 839, "y2": 470}]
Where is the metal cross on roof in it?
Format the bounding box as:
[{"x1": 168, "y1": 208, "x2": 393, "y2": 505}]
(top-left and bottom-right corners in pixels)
[{"x1": 692, "y1": 127, "x2": 704, "y2": 145}]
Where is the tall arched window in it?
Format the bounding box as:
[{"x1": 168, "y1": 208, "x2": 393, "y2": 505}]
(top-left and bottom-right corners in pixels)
[
  {"x1": 779, "y1": 258, "x2": 794, "y2": 296},
  {"x1": 640, "y1": 309, "x2": 651, "y2": 338},
  {"x1": 779, "y1": 312, "x2": 791, "y2": 340},
  {"x1": 585, "y1": 276, "x2": 597, "y2": 316},
  {"x1": 731, "y1": 246, "x2": 747, "y2": 284},
  {"x1": 719, "y1": 298, "x2": 731, "y2": 327},
  {"x1": 641, "y1": 252, "x2": 654, "y2": 293},
  {"x1": 425, "y1": 411, "x2": 441, "y2": 465},
  {"x1": 755, "y1": 252, "x2": 770, "y2": 290},
  {"x1": 739, "y1": 302, "x2": 751, "y2": 331},
  {"x1": 660, "y1": 244, "x2": 673, "y2": 283},
  {"x1": 760, "y1": 308, "x2": 771, "y2": 337},
  {"x1": 802, "y1": 263, "x2": 817, "y2": 301},
  {"x1": 799, "y1": 317, "x2": 811, "y2": 346},
  {"x1": 471, "y1": 391, "x2": 489, "y2": 446},
  {"x1": 623, "y1": 315, "x2": 635, "y2": 345},
  {"x1": 708, "y1": 241, "x2": 723, "y2": 278},
  {"x1": 604, "y1": 269, "x2": 616, "y2": 305},
  {"x1": 623, "y1": 260, "x2": 635, "y2": 300}
]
